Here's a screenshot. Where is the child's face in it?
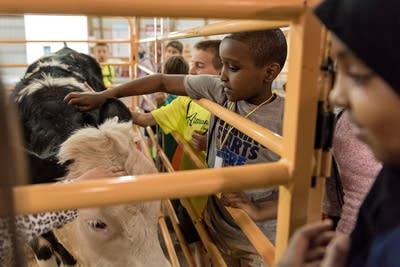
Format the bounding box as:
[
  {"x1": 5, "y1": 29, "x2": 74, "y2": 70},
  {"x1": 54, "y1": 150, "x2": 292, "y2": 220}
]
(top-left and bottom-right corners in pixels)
[
  {"x1": 219, "y1": 38, "x2": 271, "y2": 105},
  {"x1": 93, "y1": 45, "x2": 108, "y2": 63},
  {"x1": 165, "y1": 46, "x2": 181, "y2": 60},
  {"x1": 330, "y1": 36, "x2": 400, "y2": 165},
  {"x1": 190, "y1": 49, "x2": 220, "y2": 75}
]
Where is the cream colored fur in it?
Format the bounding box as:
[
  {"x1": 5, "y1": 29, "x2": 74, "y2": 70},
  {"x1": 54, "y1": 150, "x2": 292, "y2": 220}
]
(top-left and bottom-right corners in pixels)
[{"x1": 54, "y1": 119, "x2": 171, "y2": 267}]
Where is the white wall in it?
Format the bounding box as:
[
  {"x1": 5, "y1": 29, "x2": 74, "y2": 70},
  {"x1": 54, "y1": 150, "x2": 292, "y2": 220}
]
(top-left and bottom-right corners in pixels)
[{"x1": 24, "y1": 15, "x2": 89, "y2": 63}]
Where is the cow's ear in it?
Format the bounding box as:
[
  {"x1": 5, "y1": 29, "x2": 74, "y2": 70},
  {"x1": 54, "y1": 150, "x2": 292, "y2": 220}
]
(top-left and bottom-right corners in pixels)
[
  {"x1": 98, "y1": 98, "x2": 132, "y2": 124},
  {"x1": 25, "y1": 150, "x2": 68, "y2": 183}
]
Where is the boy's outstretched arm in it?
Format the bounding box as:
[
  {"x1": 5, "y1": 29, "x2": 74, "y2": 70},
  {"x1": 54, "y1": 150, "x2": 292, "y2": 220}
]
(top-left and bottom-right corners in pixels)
[
  {"x1": 132, "y1": 112, "x2": 157, "y2": 127},
  {"x1": 64, "y1": 74, "x2": 187, "y2": 111}
]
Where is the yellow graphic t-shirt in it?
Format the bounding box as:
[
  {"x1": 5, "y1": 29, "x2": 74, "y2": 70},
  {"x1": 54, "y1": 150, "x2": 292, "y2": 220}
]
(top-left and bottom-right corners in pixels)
[{"x1": 151, "y1": 96, "x2": 210, "y2": 214}]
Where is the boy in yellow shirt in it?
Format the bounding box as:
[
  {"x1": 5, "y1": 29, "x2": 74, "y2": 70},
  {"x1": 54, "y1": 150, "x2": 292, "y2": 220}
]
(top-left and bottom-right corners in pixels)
[
  {"x1": 133, "y1": 40, "x2": 222, "y2": 167},
  {"x1": 93, "y1": 42, "x2": 115, "y2": 87}
]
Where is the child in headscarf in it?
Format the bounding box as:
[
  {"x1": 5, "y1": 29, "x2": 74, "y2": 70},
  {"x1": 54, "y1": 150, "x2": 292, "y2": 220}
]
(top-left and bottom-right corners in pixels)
[{"x1": 278, "y1": 0, "x2": 400, "y2": 266}]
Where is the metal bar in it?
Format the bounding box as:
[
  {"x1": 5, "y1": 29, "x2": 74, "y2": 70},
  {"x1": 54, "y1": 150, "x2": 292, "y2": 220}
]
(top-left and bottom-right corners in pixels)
[
  {"x1": 307, "y1": 28, "x2": 331, "y2": 223},
  {"x1": 164, "y1": 199, "x2": 179, "y2": 225},
  {"x1": 128, "y1": 17, "x2": 139, "y2": 110},
  {"x1": 153, "y1": 18, "x2": 159, "y2": 66},
  {"x1": 145, "y1": 128, "x2": 192, "y2": 266},
  {"x1": 196, "y1": 99, "x2": 283, "y2": 156},
  {"x1": 11, "y1": 161, "x2": 289, "y2": 215},
  {"x1": 133, "y1": 124, "x2": 153, "y2": 161},
  {"x1": 0, "y1": 64, "x2": 27, "y2": 68},
  {"x1": 0, "y1": 39, "x2": 131, "y2": 44},
  {"x1": 180, "y1": 198, "x2": 228, "y2": 267},
  {"x1": 146, "y1": 126, "x2": 174, "y2": 172},
  {"x1": 160, "y1": 17, "x2": 165, "y2": 67},
  {"x1": 0, "y1": 0, "x2": 303, "y2": 19},
  {"x1": 163, "y1": 200, "x2": 197, "y2": 267},
  {"x1": 224, "y1": 205, "x2": 275, "y2": 266},
  {"x1": 138, "y1": 20, "x2": 290, "y2": 43},
  {"x1": 275, "y1": 8, "x2": 322, "y2": 260},
  {"x1": 146, "y1": 126, "x2": 227, "y2": 267},
  {"x1": 137, "y1": 64, "x2": 156, "y2": 75},
  {"x1": 158, "y1": 211, "x2": 182, "y2": 267},
  {"x1": 98, "y1": 62, "x2": 133, "y2": 66},
  {"x1": 0, "y1": 62, "x2": 134, "y2": 68}
]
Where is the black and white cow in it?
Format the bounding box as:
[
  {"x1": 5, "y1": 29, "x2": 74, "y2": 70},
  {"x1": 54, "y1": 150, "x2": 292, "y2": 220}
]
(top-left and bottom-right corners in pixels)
[
  {"x1": 13, "y1": 47, "x2": 131, "y2": 184},
  {"x1": 12, "y1": 47, "x2": 132, "y2": 266}
]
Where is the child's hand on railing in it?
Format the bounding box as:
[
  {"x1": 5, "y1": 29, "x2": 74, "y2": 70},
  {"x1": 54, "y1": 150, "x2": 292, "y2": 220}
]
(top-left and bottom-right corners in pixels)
[{"x1": 191, "y1": 130, "x2": 208, "y2": 152}]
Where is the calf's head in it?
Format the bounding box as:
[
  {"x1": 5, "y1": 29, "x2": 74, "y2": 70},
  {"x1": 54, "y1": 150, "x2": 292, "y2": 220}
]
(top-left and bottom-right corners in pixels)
[{"x1": 56, "y1": 120, "x2": 170, "y2": 267}]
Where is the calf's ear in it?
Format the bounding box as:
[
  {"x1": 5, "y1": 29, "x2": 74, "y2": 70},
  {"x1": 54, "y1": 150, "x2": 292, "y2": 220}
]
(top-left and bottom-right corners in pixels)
[{"x1": 98, "y1": 98, "x2": 132, "y2": 124}]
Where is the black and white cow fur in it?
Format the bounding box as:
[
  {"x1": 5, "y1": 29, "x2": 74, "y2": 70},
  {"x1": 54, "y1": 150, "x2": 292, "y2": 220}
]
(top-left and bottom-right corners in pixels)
[
  {"x1": 13, "y1": 47, "x2": 131, "y2": 184},
  {"x1": 12, "y1": 47, "x2": 132, "y2": 266}
]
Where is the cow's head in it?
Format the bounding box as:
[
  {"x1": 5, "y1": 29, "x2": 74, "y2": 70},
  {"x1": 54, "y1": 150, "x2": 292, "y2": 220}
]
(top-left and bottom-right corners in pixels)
[
  {"x1": 23, "y1": 97, "x2": 132, "y2": 183},
  {"x1": 13, "y1": 47, "x2": 132, "y2": 183}
]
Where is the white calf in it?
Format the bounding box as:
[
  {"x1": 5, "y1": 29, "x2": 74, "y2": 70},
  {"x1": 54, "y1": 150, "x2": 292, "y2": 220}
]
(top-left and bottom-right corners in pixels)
[{"x1": 55, "y1": 119, "x2": 171, "y2": 267}]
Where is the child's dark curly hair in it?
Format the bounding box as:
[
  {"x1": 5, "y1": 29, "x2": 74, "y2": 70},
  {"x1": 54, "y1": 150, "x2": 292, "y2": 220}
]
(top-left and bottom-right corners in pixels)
[{"x1": 225, "y1": 29, "x2": 287, "y2": 69}]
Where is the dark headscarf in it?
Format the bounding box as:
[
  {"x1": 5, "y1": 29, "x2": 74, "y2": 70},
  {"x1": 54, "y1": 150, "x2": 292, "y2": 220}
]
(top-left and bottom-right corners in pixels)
[{"x1": 315, "y1": 0, "x2": 400, "y2": 95}]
